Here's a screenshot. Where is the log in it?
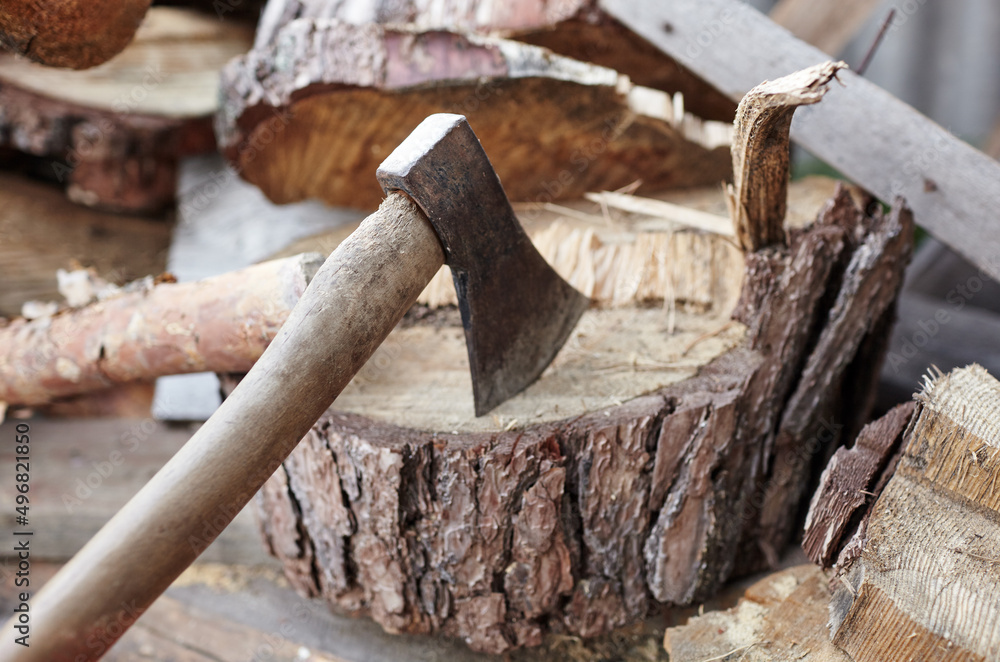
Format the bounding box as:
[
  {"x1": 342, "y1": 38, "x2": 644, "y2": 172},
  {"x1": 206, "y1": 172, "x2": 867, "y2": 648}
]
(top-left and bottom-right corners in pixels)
[
  {"x1": 252, "y1": 0, "x2": 738, "y2": 122},
  {"x1": 252, "y1": 184, "x2": 912, "y2": 652},
  {"x1": 0, "y1": 7, "x2": 253, "y2": 213},
  {"x1": 0, "y1": 254, "x2": 322, "y2": 407},
  {"x1": 217, "y1": 21, "x2": 734, "y2": 210},
  {"x1": 0, "y1": 0, "x2": 151, "y2": 70},
  {"x1": 665, "y1": 565, "x2": 850, "y2": 662},
  {"x1": 828, "y1": 365, "x2": 1000, "y2": 661}
]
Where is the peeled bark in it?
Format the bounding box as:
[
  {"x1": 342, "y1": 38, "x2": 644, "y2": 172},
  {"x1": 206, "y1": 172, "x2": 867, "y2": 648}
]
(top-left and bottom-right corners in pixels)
[
  {"x1": 0, "y1": 254, "x2": 322, "y2": 407},
  {"x1": 253, "y1": 187, "x2": 912, "y2": 653}
]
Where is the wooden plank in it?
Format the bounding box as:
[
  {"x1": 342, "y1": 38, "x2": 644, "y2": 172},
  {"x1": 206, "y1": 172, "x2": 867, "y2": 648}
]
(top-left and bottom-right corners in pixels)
[
  {"x1": 0, "y1": 560, "x2": 672, "y2": 661},
  {"x1": 770, "y1": 0, "x2": 885, "y2": 55},
  {"x1": 0, "y1": 172, "x2": 170, "y2": 319},
  {"x1": 600, "y1": 0, "x2": 1000, "y2": 283},
  {"x1": 0, "y1": 418, "x2": 273, "y2": 565}
]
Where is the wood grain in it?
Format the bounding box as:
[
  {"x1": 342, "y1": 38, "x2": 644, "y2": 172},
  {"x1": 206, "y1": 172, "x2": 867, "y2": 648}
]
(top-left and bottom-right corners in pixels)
[{"x1": 831, "y1": 365, "x2": 1000, "y2": 661}]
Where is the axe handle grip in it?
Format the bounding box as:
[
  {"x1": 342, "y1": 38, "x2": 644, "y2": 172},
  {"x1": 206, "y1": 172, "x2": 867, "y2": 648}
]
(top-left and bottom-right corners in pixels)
[{"x1": 0, "y1": 193, "x2": 443, "y2": 661}]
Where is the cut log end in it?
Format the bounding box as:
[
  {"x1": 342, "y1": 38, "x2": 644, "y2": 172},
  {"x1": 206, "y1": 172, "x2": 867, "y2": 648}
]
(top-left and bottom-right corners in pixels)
[
  {"x1": 218, "y1": 22, "x2": 733, "y2": 209},
  {"x1": 0, "y1": 0, "x2": 151, "y2": 70}
]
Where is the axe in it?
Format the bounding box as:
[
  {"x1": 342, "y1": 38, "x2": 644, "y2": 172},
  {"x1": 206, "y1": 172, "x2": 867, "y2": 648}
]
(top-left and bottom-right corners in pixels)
[{"x1": 0, "y1": 114, "x2": 588, "y2": 661}]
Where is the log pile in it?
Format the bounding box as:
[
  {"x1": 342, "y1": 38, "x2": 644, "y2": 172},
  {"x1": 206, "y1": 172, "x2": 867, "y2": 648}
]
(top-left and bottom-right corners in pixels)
[{"x1": 0, "y1": 7, "x2": 252, "y2": 213}]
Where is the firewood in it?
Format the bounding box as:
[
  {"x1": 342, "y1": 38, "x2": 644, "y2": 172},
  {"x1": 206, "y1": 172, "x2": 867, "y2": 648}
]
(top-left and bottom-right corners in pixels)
[
  {"x1": 665, "y1": 565, "x2": 850, "y2": 662},
  {"x1": 828, "y1": 365, "x2": 1000, "y2": 661},
  {"x1": 0, "y1": 254, "x2": 322, "y2": 408},
  {"x1": 253, "y1": 0, "x2": 737, "y2": 122},
  {"x1": 216, "y1": 21, "x2": 733, "y2": 210},
  {"x1": 0, "y1": 0, "x2": 151, "y2": 70},
  {"x1": 0, "y1": 7, "x2": 252, "y2": 213},
  {"x1": 802, "y1": 402, "x2": 914, "y2": 568}
]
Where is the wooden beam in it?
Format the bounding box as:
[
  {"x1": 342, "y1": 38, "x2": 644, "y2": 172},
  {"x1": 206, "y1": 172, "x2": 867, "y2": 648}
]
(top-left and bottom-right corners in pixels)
[
  {"x1": 600, "y1": 0, "x2": 1000, "y2": 283},
  {"x1": 0, "y1": 419, "x2": 272, "y2": 565}
]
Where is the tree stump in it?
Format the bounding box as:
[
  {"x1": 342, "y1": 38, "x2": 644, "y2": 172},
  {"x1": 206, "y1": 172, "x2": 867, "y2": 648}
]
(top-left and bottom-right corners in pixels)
[{"x1": 250, "y1": 183, "x2": 911, "y2": 652}]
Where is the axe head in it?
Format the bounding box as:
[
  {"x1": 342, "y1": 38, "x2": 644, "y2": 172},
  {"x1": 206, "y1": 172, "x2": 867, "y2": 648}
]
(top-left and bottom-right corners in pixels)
[{"x1": 377, "y1": 114, "x2": 589, "y2": 416}]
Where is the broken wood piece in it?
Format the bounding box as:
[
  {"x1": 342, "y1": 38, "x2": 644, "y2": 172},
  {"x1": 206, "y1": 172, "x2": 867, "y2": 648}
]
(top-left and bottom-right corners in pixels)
[
  {"x1": 584, "y1": 191, "x2": 736, "y2": 237},
  {"x1": 253, "y1": 186, "x2": 912, "y2": 653},
  {"x1": 829, "y1": 365, "x2": 1000, "y2": 661},
  {"x1": 602, "y1": 0, "x2": 1000, "y2": 283},
  {"x1": 665, "y1": 565, "x2": 850, "y2": 661},
  {"x1": 802, "y1": 401, "x2": 914, "y2": 568},
  {"x1": 0, "y1": 253, "x2": 323, "y2": 407},
  {"x1": 0, "y1": 0, "x2": 151, "y2": 69},
  {"x1": 770, "y1": 0, "x2": 885, "y2": 55},
  {"x1": 253, "y1": 0, "x2": 738, "y2": 122},
  {"x1": 217, "y1": 21, "x2": 733, "y2": 209},
  {"x1": 726, "y1": 61, "x2": 846, "y2": 252},
  {"x1": 0, "y1": 7, "x2": 253, "y2": 212}
]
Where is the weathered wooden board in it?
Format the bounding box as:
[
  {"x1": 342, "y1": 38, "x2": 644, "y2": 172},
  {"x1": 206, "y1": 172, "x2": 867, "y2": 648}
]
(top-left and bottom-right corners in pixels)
[
  {"x1": 600, "y1": 0, "x2": 1000, "y2": 283},
  {"x1": 0, "y1": 418, "x2": 272, "y2": 565},
  {"x1": 770, "y1": 0, "x2": 885, "y2": 55}
]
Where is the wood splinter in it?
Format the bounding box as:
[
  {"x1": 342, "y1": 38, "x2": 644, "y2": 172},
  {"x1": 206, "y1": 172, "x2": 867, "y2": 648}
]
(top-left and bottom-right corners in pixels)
[{"x1": 726, "y1": 61, "x2": 847, "y2": 252}]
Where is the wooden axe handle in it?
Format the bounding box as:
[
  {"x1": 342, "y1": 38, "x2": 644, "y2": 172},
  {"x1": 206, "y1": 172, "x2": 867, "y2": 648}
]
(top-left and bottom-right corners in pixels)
[{"x1": 0, "y1": 194, "x2": 443, "y2": 661}]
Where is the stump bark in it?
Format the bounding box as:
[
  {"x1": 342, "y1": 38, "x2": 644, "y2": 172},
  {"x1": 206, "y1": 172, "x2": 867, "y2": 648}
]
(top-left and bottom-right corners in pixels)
[{"x1": 253, "y1": 185, "x2": 912, "y2": 652}]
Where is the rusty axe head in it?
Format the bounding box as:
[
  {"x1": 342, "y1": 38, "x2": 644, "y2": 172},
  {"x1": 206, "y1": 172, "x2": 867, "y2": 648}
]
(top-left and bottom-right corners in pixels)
[{"x1": 377, "y1": 114, "x2": 588, "y2": 415}]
